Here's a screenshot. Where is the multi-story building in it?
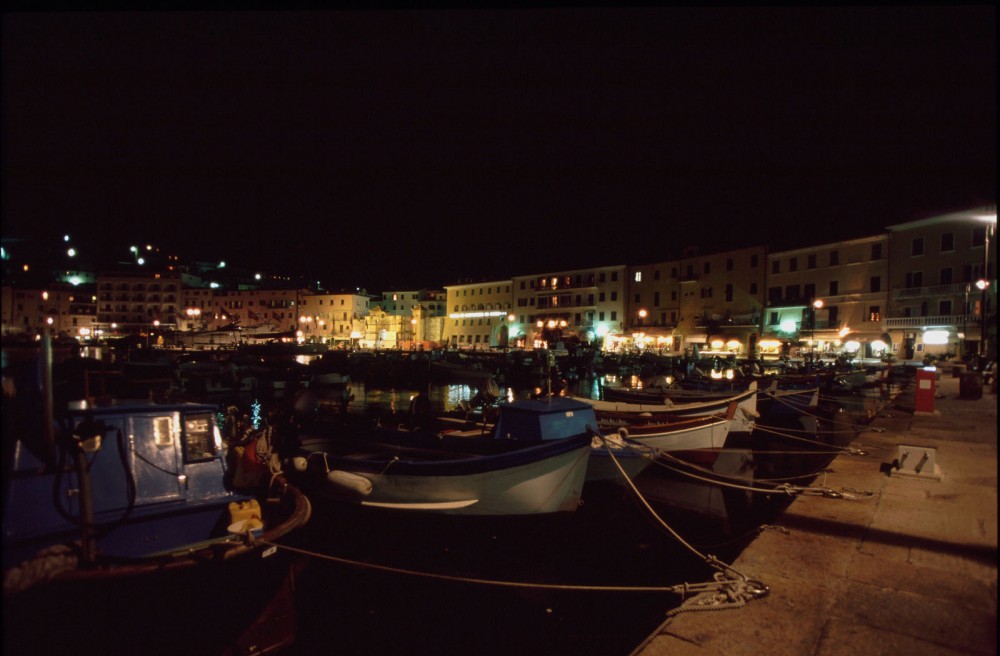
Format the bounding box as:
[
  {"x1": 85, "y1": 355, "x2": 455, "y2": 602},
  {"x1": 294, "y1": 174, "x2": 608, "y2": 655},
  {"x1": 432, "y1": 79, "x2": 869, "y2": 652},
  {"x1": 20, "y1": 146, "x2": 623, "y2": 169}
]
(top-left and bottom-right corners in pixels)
[
  {"x1": 368, "y1": 289, "x2": 447, "y2": 349},
  {"x1": 299, "y1": 292, "x2": 370, "y2": 345},
  {"x1": 510, "y1": 265, "x2": 627, "y2": 350},
  {"x1": 764, "y1": 236, "x2": 889, "y2": 359},
  {"x1": 444, "y1": 279, "x2": 514, "y2": 350},
  {"x1": 2, "y1": 283, "x2": 96, "y2": 338},
  {"x1": 95, "y1": 269, "x2": 182, "y2": 334},
  {"x1": 643, "y1": 246, "x2": 767, "y2": 356},
  {"x1": 624, "y1": 260, "x2": 681, "y2": 353},
  {"x1": 370, "y1": 289, "x2": 446, "y2": 316},
  {"x1": 884, "y1": 206, "x2": 996, "y2": 360}
]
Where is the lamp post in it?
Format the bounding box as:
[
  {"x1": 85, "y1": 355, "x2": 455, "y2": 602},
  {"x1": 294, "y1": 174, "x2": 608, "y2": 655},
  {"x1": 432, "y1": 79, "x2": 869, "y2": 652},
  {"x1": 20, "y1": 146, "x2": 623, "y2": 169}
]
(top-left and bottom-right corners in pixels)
[
  {"x1": 811, "y1": 299, "x2": 824, "y2": 363},
  {"x1": 978, "y1": 216, "x2": 994, "y2": 359}
]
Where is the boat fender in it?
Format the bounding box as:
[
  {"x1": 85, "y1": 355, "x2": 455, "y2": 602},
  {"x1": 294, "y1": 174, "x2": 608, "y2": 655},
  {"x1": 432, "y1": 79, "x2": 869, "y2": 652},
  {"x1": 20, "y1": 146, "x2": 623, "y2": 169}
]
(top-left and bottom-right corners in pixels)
[
  {"x1": 291, "y1": 456, "x2": 309, "y2": 472},
  {"x1": 327, "y1": 470, "x2": 374, "y2": 496},
  {"x1": 618, "y1": 427, "x2": 629, "y2": 440}
]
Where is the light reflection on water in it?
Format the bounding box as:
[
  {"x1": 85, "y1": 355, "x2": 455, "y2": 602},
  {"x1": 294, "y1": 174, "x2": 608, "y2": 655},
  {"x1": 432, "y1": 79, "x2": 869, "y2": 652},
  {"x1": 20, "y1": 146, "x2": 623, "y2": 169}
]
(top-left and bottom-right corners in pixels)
[{"x1": 346, "y1": 382, "x2": 480, "y2": 415}]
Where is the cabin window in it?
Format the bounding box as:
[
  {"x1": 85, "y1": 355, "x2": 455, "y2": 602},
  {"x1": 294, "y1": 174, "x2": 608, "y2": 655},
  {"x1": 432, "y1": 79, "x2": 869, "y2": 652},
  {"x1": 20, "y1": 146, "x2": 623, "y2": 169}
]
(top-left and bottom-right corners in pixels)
[
  {"x1": 183, "y1": 414, "x2": 218, "y2": 462},
  {"x1": 153, "y1": 416, "x2": 174, "y2": 447}
]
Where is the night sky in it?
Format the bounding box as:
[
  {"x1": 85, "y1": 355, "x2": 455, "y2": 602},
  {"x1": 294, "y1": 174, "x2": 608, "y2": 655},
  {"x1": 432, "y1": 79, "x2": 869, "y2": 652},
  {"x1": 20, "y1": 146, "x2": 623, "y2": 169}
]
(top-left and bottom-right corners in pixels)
[{"x1": 2, "y1": 8, "x2": 995, "y2": 291}]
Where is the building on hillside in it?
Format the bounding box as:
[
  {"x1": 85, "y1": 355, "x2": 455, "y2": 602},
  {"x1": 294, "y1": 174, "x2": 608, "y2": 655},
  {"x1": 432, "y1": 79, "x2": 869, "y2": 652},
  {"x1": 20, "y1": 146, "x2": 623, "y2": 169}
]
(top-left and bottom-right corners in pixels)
[
  {"x1": 444, "y1": 279, "x2": 514, "y2": 350},
  {"x1": 884, "y1": 206, "x2": 996, "y2": 361},
  {"x1": 764, "y1": 235, "x2": 889, "y2": 360}
]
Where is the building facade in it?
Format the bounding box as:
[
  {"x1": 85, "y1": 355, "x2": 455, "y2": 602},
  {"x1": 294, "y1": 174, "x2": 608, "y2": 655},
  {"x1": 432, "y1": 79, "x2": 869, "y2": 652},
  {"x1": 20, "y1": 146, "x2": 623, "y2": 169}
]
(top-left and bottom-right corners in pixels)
[
  {"x1": 444, "y1": 279, "x2": 514, "y2": 350},
  {"x1": 510, "y1": 265, "x2": 628, "y2": 350},
  {"x1": 765, "y1": 235, "x2": 890, "y2": 359},
  {"x1": 884, "y1": 206, "x2": 996, "y2": 360}
]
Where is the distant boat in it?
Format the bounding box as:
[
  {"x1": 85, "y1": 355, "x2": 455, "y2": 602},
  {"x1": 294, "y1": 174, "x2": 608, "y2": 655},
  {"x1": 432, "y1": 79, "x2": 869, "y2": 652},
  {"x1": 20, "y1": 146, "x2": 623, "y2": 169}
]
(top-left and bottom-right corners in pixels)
[
  {"x1": 2, "y1": 396, "x2": 312, "y2": 655},
  {"x1": 283, "y1": 397, "x2": 596, "y2": 515},
  {"x1": 565, "y1": 381, "x2": 759, "y2": 435}
]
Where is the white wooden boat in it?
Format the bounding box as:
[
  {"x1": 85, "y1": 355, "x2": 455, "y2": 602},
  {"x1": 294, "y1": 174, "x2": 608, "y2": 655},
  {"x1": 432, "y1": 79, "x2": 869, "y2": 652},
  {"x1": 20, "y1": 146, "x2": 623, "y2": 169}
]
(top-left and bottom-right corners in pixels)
[{"x1": 285, "y1": 397, "x2": 595, "y2": 515}]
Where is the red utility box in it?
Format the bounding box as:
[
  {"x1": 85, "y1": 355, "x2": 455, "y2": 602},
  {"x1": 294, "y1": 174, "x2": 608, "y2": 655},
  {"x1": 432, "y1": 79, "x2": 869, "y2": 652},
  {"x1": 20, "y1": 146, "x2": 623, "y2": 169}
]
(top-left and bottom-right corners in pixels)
[{"x1": 915, "y1": 368, "x2": 936, "y2": 413}]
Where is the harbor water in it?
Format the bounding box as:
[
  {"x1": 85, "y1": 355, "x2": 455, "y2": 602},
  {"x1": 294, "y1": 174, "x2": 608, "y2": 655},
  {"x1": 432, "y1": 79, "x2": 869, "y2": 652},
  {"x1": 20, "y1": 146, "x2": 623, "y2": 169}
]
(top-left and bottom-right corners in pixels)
[{"x1": 277, "y1": 379, "x2": 857, "y2": 655}]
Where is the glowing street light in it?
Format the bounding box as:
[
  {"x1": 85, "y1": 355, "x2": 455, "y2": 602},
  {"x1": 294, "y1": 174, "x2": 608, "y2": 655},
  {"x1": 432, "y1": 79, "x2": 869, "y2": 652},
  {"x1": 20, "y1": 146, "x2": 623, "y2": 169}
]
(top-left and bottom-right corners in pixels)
[
  {"x1": 975, "y1": 213, "x2": 996, "y2": 357},
  {"x1": 811, "y1": 299, "x2": 824, "y2": 362}
]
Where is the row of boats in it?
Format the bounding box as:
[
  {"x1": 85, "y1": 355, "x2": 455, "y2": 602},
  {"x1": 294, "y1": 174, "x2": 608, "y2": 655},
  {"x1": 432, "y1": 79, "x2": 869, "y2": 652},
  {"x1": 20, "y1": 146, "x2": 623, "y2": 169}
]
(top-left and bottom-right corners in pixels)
[{"x1": 1, "y1": 338, "x2": 911, "y2": 654}]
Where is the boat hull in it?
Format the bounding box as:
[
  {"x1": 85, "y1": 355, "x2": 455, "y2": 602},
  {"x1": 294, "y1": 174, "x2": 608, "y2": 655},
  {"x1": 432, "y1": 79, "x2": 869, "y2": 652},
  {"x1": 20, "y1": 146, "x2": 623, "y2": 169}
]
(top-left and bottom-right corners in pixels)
[{"x1": 297, "y1": 437, "x2": 592, "y2": 515}]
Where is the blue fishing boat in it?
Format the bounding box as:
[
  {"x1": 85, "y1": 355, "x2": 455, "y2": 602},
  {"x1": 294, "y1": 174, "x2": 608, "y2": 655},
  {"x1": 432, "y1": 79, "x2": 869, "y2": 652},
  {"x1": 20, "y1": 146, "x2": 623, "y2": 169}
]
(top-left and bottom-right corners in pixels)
[
  {"x1": 2, "y1": 394, "x2": 312, "y2": 655},
  {"x1": 284, "y1": 397, "x2": 597, "y2": 515}
]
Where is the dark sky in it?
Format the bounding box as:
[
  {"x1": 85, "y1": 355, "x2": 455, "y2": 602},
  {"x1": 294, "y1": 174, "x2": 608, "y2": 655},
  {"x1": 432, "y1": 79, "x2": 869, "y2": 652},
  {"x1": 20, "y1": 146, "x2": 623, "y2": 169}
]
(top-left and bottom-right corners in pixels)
[{"x1": 2, "y1": 8, "x2": 996, "y2": 291}]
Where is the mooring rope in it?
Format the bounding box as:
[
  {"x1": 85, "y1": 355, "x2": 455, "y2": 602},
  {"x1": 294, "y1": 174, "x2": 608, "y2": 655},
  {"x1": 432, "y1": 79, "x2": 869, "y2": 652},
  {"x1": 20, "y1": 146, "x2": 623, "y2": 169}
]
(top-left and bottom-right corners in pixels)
[
  {"x1": 638, "y1": 446, "x2": 874, "y2": 501},
  {"x1": 257, "y1": 538, "x2": 751, "y2": 595},
  {"x1": 751, "y1": 423, "x2": 869, "y2": 455}
]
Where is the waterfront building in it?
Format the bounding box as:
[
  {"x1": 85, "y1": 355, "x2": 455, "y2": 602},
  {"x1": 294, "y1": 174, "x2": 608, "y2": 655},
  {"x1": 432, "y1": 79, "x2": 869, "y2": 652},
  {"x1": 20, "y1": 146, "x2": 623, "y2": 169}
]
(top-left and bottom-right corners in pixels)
[
  {"x1": 212, "y1": 287, "x2": 316, "y2": 337},
  {"x1": 299, "y1": 291, "x2": 371, "y2": 345},
  {"x1": 765, "y1": 235, "x2": 889, "y2": 360},
  {"x1": 641, "y1": 246, "x2": 766, "y2": 356},
  {"x1": 884, "y1": 206, "x2": 996, "y2": 360},
  {"x1": 1, "y1": 283, "x2": 96, "y2": 339},
  {"x1": 624, "y1": 260, "x2": 681, "y2": 354},
  {"x1": 444, "y1": 279, "x2": 515, "y2": 350},
  {"x1": 370, "y1": 289, "x2": 447, "y2": 316},
  {"x1": 369, "y1": 289, "x2": 448, "y2": 349},
  {"x1": 510, "y1": 266, "x2": 627, "y2": 350},
  {"x1": 179, "y1": 285, "x2": 215, "y2": 332},
  {"x1": 95, "y1": 269, "x2": 182, "y2": 336}
]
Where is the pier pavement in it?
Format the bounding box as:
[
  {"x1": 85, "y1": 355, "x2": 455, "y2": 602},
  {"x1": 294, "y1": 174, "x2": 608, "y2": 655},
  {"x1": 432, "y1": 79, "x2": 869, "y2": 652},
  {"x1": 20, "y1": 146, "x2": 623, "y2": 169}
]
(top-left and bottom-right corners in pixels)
[{"x1": 634, "y1": 371, "x2": 997, "y2": 656}]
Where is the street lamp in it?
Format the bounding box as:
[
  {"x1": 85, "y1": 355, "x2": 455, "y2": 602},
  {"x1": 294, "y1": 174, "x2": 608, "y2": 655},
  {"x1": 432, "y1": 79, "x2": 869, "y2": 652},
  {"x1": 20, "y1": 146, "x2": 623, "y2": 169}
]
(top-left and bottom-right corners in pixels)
[
  {"x1": 976, "y1": 214, "x2": 995, "y2": 358},
  {"x1": 811, "y1": 299, "x2": 824, "y2": 363}
]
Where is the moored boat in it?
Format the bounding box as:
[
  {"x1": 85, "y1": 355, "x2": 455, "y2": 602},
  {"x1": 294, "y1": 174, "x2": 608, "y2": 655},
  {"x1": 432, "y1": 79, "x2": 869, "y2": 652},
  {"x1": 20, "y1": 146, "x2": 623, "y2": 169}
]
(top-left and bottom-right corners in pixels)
[
  {"x1": 283, "y1": 397, "x2": 596, "y2": 515},
  {"x1": 566, "y1": 381, "x2": 759, "y2": 435},
  {"x1": 2, "y1": 394, "x2": 312, "y2": 655}
]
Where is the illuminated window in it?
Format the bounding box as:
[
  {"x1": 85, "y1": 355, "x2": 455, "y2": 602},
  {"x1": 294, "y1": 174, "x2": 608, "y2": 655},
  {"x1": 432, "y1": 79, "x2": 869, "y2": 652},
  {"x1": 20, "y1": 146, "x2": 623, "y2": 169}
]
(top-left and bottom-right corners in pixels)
[
  {"x1": 153, "y1": 416, "x2": 174, "y2": 447},
  {"x1": 634, "y1": 271, "x2": 642, "y2": 282},
  {"x1": 183, "y1": 414, "x2": 217, "y2": 462}
]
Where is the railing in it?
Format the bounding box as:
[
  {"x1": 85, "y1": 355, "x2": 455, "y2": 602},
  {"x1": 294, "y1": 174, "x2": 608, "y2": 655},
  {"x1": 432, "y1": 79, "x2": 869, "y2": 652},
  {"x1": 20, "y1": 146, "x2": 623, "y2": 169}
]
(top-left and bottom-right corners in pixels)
[
  {"x1": 882, "y1": 314, "x2": 978, "y2": 328},
  {"x1": 895, "y1": 283, "x2": 971, "y2": 298},
  {"x1": 695, "y1": 314, "x2": 759, "y2": 327}
]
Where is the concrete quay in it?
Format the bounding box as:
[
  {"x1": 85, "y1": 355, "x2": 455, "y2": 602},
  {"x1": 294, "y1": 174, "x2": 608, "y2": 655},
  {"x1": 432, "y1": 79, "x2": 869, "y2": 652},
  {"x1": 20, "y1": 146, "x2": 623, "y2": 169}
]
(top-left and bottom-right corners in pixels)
[{"x1": 635, "y1": 372, "x2": 997, "y2": 656}]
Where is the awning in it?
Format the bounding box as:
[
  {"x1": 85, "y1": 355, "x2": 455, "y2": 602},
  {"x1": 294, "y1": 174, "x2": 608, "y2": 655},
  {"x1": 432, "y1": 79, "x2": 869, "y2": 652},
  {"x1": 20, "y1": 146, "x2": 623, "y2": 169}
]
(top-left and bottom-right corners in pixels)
[{"x1": 684, "y1": 334, "x2": 708, "y2": 344}]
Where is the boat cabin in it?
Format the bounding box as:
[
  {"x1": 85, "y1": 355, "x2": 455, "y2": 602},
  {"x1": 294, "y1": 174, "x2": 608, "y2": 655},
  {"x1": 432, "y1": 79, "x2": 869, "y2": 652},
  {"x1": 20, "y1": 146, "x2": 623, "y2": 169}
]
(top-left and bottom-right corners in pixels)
[
  {"x1": 3, "y1": 399, "x2": 238, "y2": 565},
  {"x1": 492, "y1": 397, "x2": 597, "y2": 441}
]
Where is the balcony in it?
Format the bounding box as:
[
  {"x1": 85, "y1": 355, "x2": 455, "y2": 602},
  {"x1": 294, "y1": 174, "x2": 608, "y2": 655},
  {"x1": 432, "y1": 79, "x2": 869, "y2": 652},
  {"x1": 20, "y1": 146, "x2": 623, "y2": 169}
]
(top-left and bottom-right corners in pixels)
[
  {"x1": 695, "y1": 313, "x2": 760, "y2": 328},
  {"x1": 882, "y1": 314, "x2": 981, "y2": 329},
  {"x1": 893, "y1": 283, "x2": 982, "y2": 298}
]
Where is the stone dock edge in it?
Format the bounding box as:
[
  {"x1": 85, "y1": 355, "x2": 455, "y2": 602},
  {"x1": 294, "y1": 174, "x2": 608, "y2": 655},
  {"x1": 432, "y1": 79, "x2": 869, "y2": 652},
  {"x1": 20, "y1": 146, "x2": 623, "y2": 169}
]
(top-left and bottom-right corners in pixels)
[{"x1": 634, "y1": 371, "x2": 998, "y2": 656}]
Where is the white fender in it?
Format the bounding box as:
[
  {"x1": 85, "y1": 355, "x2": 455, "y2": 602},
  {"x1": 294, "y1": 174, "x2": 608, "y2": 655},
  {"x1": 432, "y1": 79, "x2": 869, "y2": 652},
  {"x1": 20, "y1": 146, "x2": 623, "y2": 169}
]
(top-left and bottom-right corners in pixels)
[
  {"x1": 327, "y1": 470, "x2": 374, "y2": 496},
  {"x1": 292, "y1": 456, "x2": 309, "y2": 472}
]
